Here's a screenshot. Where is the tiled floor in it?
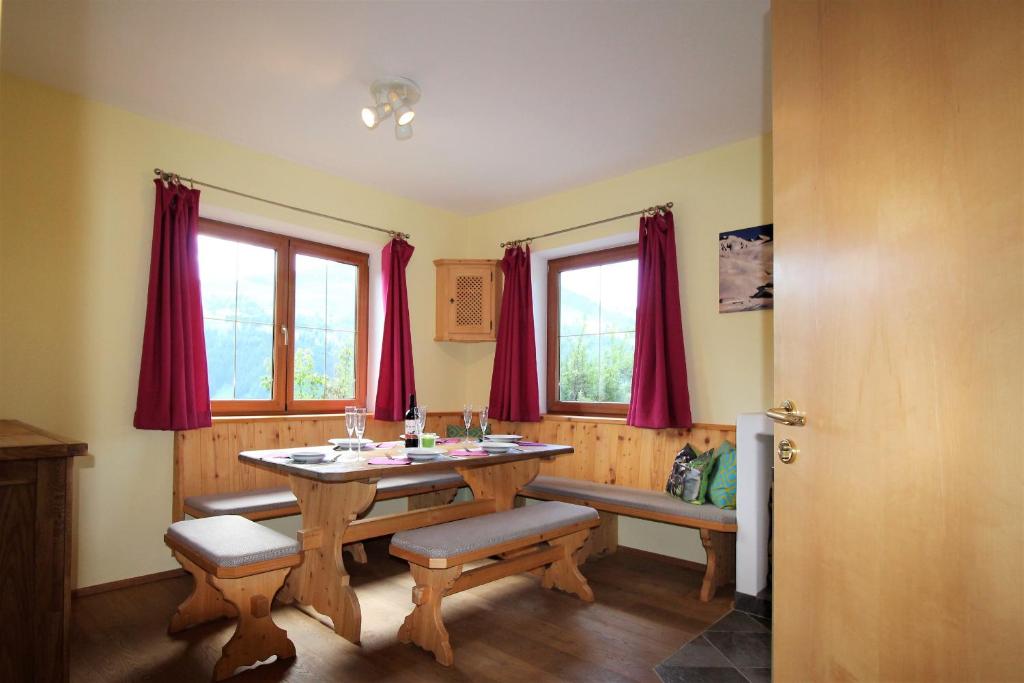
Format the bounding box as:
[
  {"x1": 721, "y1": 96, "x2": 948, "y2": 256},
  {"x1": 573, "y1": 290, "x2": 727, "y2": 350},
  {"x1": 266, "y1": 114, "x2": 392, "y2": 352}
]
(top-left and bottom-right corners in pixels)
[{"x1": 655, "y1": 610, "x2": 771, "y2": 683}]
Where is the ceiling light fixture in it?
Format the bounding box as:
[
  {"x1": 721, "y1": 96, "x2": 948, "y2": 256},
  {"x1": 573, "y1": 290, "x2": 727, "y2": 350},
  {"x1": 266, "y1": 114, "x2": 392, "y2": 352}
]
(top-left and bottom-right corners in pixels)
[{"x1": 361, "y1": 77, "x2": 420, "y2": 140}]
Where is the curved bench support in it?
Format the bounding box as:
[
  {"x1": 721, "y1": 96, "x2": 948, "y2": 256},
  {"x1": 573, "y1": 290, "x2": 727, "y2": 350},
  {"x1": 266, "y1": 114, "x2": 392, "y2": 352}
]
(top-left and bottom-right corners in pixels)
[{"x1": 210, "y1": 568, "x2": 295, "y2": 681}]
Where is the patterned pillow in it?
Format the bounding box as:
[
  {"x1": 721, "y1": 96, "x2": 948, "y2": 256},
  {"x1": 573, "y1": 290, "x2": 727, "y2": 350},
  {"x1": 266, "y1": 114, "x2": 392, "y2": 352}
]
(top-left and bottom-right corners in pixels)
[
  {"x1": 445, "y1": 424, "x2": 491, "y2": 438},
  {"x1": 666, "y1": 443, "x2": 717, "y2": 504},
  {"x1": 707, "y1": 440, "x2": 737, "y2": 509}
]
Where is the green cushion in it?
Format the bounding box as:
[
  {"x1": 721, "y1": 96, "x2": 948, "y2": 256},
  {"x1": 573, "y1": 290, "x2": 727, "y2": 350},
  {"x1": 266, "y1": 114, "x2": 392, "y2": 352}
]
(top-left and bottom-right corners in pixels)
[
  {"x1": 446, "y1": 424, "x2": 491, "y2": 438},
  {"x1": 707, "y1": 440, "x2": 737, "y2": 509}
]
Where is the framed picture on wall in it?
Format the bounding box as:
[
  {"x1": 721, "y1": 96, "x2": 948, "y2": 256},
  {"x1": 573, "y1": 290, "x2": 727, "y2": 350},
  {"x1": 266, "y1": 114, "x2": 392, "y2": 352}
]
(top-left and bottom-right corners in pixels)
[{"x1": 719, "y1": 224, "x2": 773, "y2": 313}]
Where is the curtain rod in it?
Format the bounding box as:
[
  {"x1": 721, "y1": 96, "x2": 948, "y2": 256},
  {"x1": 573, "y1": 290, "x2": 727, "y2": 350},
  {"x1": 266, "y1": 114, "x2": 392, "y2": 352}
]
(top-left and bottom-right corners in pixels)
[
  {"x1": 499, "y1": 202, "x2": 673, "y2": 248},
  {"x1": 153, "y1": 168, "x2": 411, "y2": 240}
]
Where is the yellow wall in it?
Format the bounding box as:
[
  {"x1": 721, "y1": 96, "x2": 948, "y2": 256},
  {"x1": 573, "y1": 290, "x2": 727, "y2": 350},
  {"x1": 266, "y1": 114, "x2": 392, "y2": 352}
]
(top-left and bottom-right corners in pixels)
[
  {"x1": 0, "y1": 73, "x2": 468, "y2": 587},
  {"x1": 1, "y1": 73, "x2": 771, "y2": 585},
  {"x1": 464, "y1": 136, "x2": 773, "y2": 424}
]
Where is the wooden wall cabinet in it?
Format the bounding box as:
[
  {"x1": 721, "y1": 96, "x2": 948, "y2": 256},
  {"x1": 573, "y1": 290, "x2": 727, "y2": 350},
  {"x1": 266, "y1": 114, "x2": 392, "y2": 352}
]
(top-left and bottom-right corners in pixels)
[
  {"x1": 434, "y1": 259, "x2": 502, "y2": 342},
  {"x1": 0, "y1": 420, "x2": 87, "y2": 683}
]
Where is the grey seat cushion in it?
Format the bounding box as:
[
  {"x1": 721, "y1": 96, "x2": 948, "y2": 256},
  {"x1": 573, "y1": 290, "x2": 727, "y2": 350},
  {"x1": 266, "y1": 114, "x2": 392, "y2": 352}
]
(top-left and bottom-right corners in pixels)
[
  {"x1": 184, "y1": 473, "x2": 465, "y2": 517},
  {"x1": 185, "y1": 487, "x2": 298, "y2": 517},
  {"x1": 377, "y1": 472, "x2": 465, "y2": 495},
  {"x1": 521, "y1": 475, "x2": 737, "y2": 526},
  {"x1": 166, "y1": 515, "x2": 300, "y2": 568},
  {"x1": 391, "y1": 501, "x2": 598, "y2": 559}
]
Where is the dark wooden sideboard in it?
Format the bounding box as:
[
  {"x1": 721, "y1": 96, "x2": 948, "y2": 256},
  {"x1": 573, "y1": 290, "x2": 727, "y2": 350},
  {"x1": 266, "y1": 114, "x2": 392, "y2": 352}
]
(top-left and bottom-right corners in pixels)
[{"x1": 0, "y1": 420, "x2": 87, "y2": 683}]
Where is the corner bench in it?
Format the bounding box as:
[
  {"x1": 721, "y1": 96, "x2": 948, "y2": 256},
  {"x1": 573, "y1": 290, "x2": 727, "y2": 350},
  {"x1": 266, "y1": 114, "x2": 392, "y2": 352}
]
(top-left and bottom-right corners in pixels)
[
  {"x1": 520, "y1": 475, "x2": 737, "y2": 602},
  {"x1": 389, "y1": 501, "x2": 600, "y2": 666}
]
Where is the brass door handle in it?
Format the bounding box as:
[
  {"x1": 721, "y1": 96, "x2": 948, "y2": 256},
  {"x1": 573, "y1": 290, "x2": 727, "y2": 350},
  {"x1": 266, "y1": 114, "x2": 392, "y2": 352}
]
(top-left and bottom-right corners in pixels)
[
  {"x1": 766, "y1": 400, "x2": 806, "y2": 427},
  {"x1": 778, "y1": 439, "x2": 799, "y2": 464}
]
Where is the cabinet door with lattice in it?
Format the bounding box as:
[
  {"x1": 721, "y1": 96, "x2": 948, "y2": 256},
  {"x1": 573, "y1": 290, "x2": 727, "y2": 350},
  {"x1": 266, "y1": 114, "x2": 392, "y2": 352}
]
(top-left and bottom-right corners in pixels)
[{"x1": 434, "y1": 260, "x2": 502, "y2": 342}]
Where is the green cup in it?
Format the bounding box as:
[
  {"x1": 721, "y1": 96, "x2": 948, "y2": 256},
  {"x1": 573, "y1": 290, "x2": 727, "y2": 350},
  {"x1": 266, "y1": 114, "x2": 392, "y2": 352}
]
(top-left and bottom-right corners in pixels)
[{"x1": 420, "y1": 433, "x2": 437, "y2": 448}]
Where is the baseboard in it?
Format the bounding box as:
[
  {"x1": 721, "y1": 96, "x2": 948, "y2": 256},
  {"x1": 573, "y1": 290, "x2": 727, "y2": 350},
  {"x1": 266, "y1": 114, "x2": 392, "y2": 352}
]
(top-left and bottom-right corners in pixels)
[
  {"x1": 734, "y1": 590, "x2": 772, "y2": 620},
  {"x1": 73, "y1": 568, "x2": 186, "y2": 598},
  {"x1": 616, "y1": 545, "x2": 707, "y2": 573}
]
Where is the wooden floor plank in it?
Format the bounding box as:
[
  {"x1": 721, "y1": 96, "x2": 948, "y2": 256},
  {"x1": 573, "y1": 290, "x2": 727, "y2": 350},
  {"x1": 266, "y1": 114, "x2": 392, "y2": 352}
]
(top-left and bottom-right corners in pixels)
[{"x1": 69, "y1": 542, "x2": 731, "y2": 682}]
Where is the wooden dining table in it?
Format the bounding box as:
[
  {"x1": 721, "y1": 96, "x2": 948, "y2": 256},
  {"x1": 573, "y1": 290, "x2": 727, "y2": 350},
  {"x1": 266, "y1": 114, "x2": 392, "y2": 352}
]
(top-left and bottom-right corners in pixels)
[{"x1": 239, "y1": 441, "x2": 573, "y2": 644}]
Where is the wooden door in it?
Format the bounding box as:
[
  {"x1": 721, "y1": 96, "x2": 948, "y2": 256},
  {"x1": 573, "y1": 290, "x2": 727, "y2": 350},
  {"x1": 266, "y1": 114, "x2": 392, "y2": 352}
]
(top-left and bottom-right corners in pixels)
[{"x1": 772, "y1": 1, "x2": 1022, "y2": 681}]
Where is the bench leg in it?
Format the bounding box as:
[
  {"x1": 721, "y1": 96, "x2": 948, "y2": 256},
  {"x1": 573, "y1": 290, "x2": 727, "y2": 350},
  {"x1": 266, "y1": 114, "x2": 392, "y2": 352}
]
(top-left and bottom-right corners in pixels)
[
  {"x1": 209, "y1": 568, "x2": 296, "y2": 681},
  {"x1": 398, "y1": 564, "x2": 463, "y2": 666},
  {"x1": 343, "y1": 542, "x2": 368, "y2": 565},
  {"x1": 699, "y1": 529, "x2": 736, "y2": 602},
  {"x1": 576, "y1": 511, "x2": 618, "y2": 565},
  {"x1": 541, "y1": 530, "x2": 595, "y2": 602},
  {"x1": 168, "y1": 551, "x2": 237, "y2": 633},
  {"x1": 408, "y1": 488, "x2": 458, "y2": 510}
]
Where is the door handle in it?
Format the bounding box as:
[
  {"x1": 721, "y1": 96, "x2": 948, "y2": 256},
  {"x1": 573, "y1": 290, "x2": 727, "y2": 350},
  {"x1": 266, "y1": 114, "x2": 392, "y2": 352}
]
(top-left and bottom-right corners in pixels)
[{"x1": 766, "y1": 400, "x2": 806, "y2": 427}]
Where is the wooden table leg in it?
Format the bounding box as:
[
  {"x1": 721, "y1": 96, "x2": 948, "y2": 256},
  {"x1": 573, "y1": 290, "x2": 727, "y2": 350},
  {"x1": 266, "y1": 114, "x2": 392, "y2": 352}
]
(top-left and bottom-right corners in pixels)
[
  {"x1": 285, "y1": 476, "x2": 376, "y2": 643},
  {"x1": 456, "y1": 459, "x2": 540, "y2": 511}
]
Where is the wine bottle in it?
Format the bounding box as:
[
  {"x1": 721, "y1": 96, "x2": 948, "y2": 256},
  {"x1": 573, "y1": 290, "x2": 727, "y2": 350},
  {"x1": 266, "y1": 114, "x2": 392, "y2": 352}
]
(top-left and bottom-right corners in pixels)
[{"x1": 404, "y1": 394, "x2": 418, "y2": 448}]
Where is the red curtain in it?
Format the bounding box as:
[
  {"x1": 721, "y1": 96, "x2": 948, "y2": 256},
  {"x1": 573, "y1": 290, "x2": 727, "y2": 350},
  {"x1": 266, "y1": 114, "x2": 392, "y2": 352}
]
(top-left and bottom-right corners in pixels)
[
  {"x1": 133, "y1": 180, "x2": 212, "y2": 430},
  {"x1": 374, "y1": 238, "x2": 416, "y2": 421},
  {"x1": 489, "y1": 246, "x2": 541, "y2": 421},
  {"x1": 627, "y1": 210, "x2": 693, "y2": 428}
]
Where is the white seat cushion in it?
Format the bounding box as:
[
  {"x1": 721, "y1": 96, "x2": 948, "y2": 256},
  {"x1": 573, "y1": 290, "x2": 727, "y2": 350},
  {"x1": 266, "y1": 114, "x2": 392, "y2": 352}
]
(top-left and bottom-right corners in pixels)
[
  {"x1": 167, "y1": 515, "x2": 300, "y2": 568},
  {"x1": 521, "y1": 475, "x2": 737, "y2": 526},
  {"x1": 391, "y1": 501, "x2": 598, "y2": 559},
  {"x1": 185, "y1": 487, "x2": 298, "y2": 517}
]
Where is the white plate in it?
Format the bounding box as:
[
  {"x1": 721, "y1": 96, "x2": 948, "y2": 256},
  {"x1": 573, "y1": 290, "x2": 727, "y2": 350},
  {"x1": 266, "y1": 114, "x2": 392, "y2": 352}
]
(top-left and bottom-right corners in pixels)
[
  {"x1": 481, "y1": 441, "x2": 516, "y2": 453},
  {"x1": 329, "y1": 438, "x2": 374, "y2": 450},
  {"x1": 483, "y1": 434, "x2": 522, "y2": 442},
  {"x1": 405, "y1": 447, "x2": 447, "y2": 462},
  {"x1": 290, "y1": 451, "x2": 326, "y2": 464}
]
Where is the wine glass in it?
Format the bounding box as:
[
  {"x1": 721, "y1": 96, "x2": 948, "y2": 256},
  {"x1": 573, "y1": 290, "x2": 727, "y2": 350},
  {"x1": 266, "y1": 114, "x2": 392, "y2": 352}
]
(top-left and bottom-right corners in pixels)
[
  {"x1": 354, "y1": 408, "x2": 367, "y2": 459},
  {"x1": 344, "y1": 409, "x2": 356, "y2": 456},
  {"x1": 479, "y1": 406, "x2": 489, "y2": 441},
  {"x1": 463, "y1": 404, "x2": 474, "y2": 444},
  {"x1": 415, "y1": 405, "x2": 428, "y2": 447}
]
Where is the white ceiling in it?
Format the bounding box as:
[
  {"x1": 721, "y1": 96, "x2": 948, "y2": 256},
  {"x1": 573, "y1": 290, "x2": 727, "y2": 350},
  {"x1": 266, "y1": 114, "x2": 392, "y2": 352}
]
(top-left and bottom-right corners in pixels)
[{"x1": 1, "y1": 1, "x2": 770, "y2": 214}]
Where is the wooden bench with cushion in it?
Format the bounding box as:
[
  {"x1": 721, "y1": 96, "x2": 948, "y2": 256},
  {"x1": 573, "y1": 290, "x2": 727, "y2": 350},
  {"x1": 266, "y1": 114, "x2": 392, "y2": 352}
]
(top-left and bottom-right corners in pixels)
[
  {"x1": 389, "y1": 501, "x2": 600, "y2": 666},
  {"x1": 164, "y1": 515, "x2": 302, "y2": 681},
  {"x1": 520, "y1": 475, "x2": 737, "y2": 601}
]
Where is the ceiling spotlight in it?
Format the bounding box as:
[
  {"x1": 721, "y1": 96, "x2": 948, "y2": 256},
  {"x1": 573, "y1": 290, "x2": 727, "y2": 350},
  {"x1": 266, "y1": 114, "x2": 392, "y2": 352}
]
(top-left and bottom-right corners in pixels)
[{"x1": 361, "y1": 77, "x2": 420, "y2": 140}]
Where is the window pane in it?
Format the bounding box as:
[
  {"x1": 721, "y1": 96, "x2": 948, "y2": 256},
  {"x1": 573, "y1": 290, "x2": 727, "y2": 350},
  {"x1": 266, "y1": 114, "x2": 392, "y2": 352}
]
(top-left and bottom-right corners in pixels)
[
  {"x1": 598, "y1": 332, "x2": 635, "y2": 403},
  {"x1": 558, "y1": 335, "x2": 599, "y2": 402},
  {"x1": 294, "y1": 254, "x2": 327, "y2": 328},
  {"x1": 198, "y1": 235, "x2": 237, "y2": 320},
  {"x1": 556, "y1": 256, "x2": 637, "y2": 405},
  {"x1": 293, "y1": 252, "x2": 358, "y2": 402},
  {"x1": 293, "y1": 327, "x2": 326, "y2": 399},
  {"x1": 326, "y1": 262, "x2": 358, "y2": 331},
  {"x1": 198, "y1": 234, "x2": 278, "y2": 402},
  {"x1": 559, "y1": 268, "x2": 600, "y2": 335},
  {"x1": 235, "y1": 243, "x2": 275, "y2": 324},
  {"x1": 325, "y1": 330, "x2": 356, "y2": 399},
  {"x1": 235, "y1": 323, "x2": 273, "y2": 399},
  {"x1": 599, "y1": 261, "x2": 637, "y2": 333},
  {"x1": 204, "y1": 319, "x2": 235, "y2": 400}
]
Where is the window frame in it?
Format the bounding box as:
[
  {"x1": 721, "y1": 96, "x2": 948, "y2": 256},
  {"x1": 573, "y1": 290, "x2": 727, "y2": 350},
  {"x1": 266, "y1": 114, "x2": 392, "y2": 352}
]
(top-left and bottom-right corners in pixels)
[
  {"x1": 546, "y1": 243, "x2": 639, "y2": 416},
  {"x1": 197, "y1": 218, "x2": 369, "y2": 416}
]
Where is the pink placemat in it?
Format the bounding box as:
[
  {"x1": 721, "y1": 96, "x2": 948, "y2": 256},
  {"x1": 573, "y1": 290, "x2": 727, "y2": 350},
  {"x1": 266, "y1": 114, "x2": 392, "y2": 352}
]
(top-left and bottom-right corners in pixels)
[
  {"x1": 375, "y1": 441, "x2": 402, "y2": 449},
  {"x1": 438, "y1": 437, "x2": 462, "y2": 444},
  {"x1": 367, "y1": 456, "x2": 411, "y2": 466},
  {"x1": 449, "y1": 449, "x2": 488, "y2": 457}
]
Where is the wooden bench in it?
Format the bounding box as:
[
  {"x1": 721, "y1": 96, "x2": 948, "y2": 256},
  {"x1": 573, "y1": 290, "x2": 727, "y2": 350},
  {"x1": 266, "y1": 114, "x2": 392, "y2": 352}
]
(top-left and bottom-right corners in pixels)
[
  {"x1": 389, "y1": 501, "x2": 600, "y2": 666},
  {"x1": 164, "y1": 515, "x2": 302, "y2": 681},
  {"x1": 480, "y1": 416, "x2": 738, "y2": 602},
  {"x1": 520, "y1": 476, "x2": 736, "y2": 601}
]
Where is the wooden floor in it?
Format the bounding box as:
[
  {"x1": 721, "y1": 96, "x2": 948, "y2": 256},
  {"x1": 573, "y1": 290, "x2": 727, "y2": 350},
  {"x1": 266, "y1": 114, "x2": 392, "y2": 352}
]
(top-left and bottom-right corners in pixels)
[{"x1": 70, "y1": 542, "x2": 732, "y2": 682}]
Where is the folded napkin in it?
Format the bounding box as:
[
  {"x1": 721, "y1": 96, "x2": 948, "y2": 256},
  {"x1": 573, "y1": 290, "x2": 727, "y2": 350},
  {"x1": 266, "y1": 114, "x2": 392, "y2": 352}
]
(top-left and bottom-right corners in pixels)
[
  {"x1": 516, "y1": 441, "x2": 545, "y2": 447},
  {"x1": 367, "y1": 456, "x2": 411, "y2": 466},
  {"x1": 449, "y1": 449, "x2": 488, "y2": 457}
]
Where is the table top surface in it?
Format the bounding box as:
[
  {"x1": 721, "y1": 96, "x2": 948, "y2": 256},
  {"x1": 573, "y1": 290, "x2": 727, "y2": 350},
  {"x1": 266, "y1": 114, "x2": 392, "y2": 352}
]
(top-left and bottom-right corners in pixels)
[
  {"x1": 0, "y1": 420, "x2": 88, "y2": 460},
  {"x1": 239, "y1": 442, "x2": 573, "y2": 483}
]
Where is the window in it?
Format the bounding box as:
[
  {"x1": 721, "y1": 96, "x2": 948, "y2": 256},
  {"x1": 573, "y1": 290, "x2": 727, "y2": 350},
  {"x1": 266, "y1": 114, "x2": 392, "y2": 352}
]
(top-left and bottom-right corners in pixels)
[
  {"x1": 547, "y1": 244, "x2": 638, "y2": 415},
  {"x1": 197, "y1": 219, "x2": 369, "y2": 415}
]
